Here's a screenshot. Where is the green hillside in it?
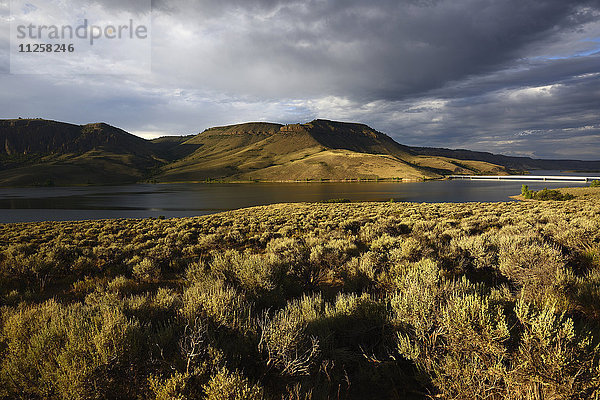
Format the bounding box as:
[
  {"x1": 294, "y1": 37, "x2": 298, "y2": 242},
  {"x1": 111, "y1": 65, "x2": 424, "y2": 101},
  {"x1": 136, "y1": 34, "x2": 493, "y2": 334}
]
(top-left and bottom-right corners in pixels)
[{"x1": 156, "y1": 119, "x2": 506, "y2": 182}]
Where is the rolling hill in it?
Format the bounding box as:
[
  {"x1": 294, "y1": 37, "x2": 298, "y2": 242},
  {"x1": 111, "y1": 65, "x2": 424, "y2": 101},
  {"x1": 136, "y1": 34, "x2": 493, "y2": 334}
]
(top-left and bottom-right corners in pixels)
[
  {"x1": 1, "y1": 118, "x2": 597, "y2": 186},
  {"x1": 411, "y1": 146, "x2": 600, "y2": 171},
  {"x1": 155, "y1": 119, "x2": 506, "y2": 182},
  {"x1": 0, "y1": 119, "x2": 165, "y2": 186}
]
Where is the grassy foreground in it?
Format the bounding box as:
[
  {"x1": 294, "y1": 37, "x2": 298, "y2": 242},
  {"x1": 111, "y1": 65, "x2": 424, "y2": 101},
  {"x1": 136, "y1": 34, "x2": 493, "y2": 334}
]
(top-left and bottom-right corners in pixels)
[{"x1": 1, "y1": 197, "x2": 600, "y2": 399}]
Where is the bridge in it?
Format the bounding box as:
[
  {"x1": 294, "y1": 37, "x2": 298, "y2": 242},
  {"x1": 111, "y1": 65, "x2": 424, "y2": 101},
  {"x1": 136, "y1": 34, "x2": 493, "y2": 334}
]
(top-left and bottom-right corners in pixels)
[{"x1": 449, "y1": 175, "x2": 600, "y2": 182}]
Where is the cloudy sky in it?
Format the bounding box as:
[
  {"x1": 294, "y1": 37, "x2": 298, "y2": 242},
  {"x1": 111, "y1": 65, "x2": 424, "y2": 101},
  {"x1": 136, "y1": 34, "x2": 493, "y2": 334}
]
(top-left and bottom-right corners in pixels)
[{"x1": 1, "y1": 0, "x2": 599, "y2": 159}]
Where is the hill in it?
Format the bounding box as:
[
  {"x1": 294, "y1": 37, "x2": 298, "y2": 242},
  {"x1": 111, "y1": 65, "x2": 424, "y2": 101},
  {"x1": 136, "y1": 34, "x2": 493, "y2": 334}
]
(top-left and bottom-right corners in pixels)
[
  {"x1": 0, "y1": 119, "x2": 168, "y2": 186},
  {"x1": 1, "y1": 118, "x2": 598, "y2": 186},
  {"x1": 155, "y1": 119, "x2": 506, "y2": 182},
  {"x1": 411, "y1": 146, "x2": 600, "y2": 171}
]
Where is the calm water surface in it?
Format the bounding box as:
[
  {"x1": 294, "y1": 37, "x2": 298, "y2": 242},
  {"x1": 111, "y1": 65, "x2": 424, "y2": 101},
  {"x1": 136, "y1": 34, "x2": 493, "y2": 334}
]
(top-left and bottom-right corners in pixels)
[{"x1": 0, "y1": 173, "x2": 592, "y2": 223}]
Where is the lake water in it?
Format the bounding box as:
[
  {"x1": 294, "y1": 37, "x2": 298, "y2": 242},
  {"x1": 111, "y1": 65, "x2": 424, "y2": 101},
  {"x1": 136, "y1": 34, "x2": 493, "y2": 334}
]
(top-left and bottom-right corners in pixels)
[{"x1": 0, "y1": 173, "x2": 593, "y2": 223}]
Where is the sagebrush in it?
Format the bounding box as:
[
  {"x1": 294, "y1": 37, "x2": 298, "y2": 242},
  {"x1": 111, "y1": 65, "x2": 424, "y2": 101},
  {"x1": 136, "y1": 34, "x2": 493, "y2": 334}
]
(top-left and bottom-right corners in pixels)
[{"x1": 1, "y1": 198, "x2": 600, "y2": 399}]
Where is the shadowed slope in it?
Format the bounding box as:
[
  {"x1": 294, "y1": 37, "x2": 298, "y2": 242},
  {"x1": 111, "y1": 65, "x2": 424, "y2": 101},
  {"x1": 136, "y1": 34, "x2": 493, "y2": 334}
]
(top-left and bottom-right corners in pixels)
[
  {"x1": 0, "y1": 119, "x2": 165, "y2": 186},
  {"x1": 298, "y1": 119, "x2": 414, "y2": 158}
]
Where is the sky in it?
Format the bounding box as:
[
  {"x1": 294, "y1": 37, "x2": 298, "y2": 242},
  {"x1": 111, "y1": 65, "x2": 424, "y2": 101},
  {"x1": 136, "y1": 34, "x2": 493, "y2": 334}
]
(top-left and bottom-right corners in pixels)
[{"x1": 1, "y1": 0, "x2": 599, "y2": 160}]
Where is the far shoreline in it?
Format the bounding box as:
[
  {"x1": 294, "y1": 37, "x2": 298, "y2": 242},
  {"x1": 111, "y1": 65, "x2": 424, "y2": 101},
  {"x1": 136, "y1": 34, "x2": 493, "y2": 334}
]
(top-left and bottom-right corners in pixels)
[
  {"x1": 0, "y1": 177, "x2": 440, "y2": 188},
  {"x1": 3, "y1": 169, "x2": 600, "y2": 188}
]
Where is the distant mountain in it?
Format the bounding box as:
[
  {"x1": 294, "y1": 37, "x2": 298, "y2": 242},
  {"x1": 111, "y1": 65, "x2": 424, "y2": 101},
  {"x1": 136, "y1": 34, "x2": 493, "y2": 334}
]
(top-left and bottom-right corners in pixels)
[
  {"x1": 155, "y1": 119, "x2": 505, "y2": 182},
  {"x1": 410, "y1": 146, "x2": 600, "y2": 171},
  {"x1": 1, "y1": 118, "x2": 597, "y2": 186}
]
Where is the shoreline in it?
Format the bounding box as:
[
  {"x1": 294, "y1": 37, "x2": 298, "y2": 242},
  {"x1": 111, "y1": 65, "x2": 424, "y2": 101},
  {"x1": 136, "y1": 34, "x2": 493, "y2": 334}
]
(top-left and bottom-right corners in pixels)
[
  {"x1": 2, "y1": 171, "x2": 599, "y2": 188},
  {"x1": 0, "y1": 177, "x2": 438, "y2": 188}
]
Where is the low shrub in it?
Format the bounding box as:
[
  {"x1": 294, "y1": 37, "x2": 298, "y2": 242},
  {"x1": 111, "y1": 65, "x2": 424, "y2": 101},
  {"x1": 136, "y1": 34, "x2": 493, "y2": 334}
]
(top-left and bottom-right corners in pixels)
[
  {"x1": 132, "y1": 257, "x2": 161, "y2": 282},
  {"x1": 522, "y1": 184, "x2": 574, "y2": 201},
  {"x1": 258, "y1": 295, "x2": 322, "y2": 377},
  {"x1": 203, "y1": 368, "x2": 264, "y2": 400},
  {"x1": 533, "y1": 188, "x2": 575, "y2": 201},
  {"x1": 1, "y1": 200, "x2": 600, "y2": 398}
]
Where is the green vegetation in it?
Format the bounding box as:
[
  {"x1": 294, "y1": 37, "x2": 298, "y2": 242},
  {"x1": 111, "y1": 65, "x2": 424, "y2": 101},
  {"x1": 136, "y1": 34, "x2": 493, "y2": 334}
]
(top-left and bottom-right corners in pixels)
[
  {"x1": 590, "y1": 180, "x2": 600, "y2": 188},
  {"x1": 1, "y1": 199, "x2": 600, "y2": 398},
  {"x1": 521, "y1": 184, "x2": 575, "y2": 200}
]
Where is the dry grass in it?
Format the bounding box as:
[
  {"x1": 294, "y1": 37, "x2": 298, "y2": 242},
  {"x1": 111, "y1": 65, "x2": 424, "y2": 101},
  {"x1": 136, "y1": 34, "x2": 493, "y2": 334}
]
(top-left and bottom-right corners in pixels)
[
  {"x1": 1, "y1": 197, "x2": 600, "y2": 398},
  {"x1": 156, "y1": 121, "x2": 505, "y2": 182}
]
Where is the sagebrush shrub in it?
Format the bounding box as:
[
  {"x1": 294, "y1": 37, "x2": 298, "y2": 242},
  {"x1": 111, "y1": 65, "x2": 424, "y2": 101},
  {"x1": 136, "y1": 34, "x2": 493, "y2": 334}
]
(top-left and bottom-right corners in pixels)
[
  {"x1": 203, "y1": 368, "x2": 264, "y2": 400},
  {"x1": 1, "y1": 199, "x2": 600, "y2": 398}
]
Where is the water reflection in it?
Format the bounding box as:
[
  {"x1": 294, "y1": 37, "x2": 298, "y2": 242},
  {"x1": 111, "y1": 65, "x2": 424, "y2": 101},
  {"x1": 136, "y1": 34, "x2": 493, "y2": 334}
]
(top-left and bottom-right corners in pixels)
[{"x1": 0, "y1": 179, "x2": 589, "y2": 223}]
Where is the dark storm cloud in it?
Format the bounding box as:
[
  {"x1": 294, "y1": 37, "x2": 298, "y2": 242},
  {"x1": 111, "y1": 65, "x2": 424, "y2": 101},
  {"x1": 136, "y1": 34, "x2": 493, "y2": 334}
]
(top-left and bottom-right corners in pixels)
[
  {"x1": 1, "y1": 0, "x2": 599, "y2": 159},
  {"x1": 372, "y1": 66, "x2": 600, "y2": 159},
  {"x1": 151, "y1": 0, "x2": 599, "y2": 101},
  {"x1": 429, "y1": 54, "x2": 600, "y2": 100}
]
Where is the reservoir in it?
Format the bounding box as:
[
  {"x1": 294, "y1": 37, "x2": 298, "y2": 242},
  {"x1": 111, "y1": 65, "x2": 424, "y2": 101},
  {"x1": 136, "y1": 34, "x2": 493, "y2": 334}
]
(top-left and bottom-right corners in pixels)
[{"x1": 0, "y1": 174, "x2": 593, "y2": 223}]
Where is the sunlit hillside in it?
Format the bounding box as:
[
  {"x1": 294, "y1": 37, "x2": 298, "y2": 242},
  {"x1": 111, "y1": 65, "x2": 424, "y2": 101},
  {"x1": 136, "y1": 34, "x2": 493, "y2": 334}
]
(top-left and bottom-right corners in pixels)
[{"x1": 156, "y1": 119, "x2": 506, "y2": 182}]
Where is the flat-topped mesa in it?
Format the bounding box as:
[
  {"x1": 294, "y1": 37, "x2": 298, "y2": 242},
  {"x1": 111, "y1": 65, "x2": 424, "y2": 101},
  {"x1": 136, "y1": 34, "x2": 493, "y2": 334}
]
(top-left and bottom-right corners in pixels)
[
  {"x1": 201, "y1": 122, "x2": 283, "y2": 136},
  {"x1": 278, "y1": 119, "x2": 413, "y2": 157},
  {"x1": 279, "y1": 123, "x2": 308, "y2": 134},
  {"x1": 196, "y1": 119, "x2": 389, "y2": 140},
  {"x1": 303, "y1": 119, "x2": 385, "y2": 139}
]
